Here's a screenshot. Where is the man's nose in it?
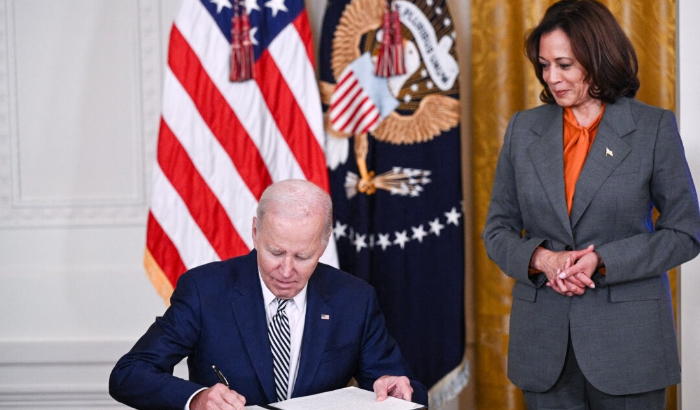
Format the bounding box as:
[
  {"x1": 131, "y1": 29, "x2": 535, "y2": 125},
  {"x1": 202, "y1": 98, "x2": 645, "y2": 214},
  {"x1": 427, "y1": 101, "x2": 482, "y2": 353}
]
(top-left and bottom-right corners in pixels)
[{"x1": 279, "y1": 256, "x2": 294, "y2": 277}]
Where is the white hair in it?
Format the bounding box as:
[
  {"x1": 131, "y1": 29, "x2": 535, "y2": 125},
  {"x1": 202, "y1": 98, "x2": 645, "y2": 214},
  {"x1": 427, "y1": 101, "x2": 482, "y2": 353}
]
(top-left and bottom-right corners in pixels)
[{"x1": 255, "y1": 180, "x2": 333, "y2": 245}]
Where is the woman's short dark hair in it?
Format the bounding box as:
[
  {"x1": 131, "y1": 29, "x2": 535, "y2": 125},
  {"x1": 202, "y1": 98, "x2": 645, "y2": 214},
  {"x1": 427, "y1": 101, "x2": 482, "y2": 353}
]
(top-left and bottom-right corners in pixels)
[{"x1": 525, "y1": 0, "x2": 640, "y2": 104}]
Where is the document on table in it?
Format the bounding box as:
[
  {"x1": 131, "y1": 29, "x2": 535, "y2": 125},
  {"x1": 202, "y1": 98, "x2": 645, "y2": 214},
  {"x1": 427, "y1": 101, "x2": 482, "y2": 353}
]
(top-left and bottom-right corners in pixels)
[
  {"x1": 246, "y1": 407, "x2": 267, "y2": 409},
  {"x1": 269, "y1": 386, "x2": 425, "y2": 410}
]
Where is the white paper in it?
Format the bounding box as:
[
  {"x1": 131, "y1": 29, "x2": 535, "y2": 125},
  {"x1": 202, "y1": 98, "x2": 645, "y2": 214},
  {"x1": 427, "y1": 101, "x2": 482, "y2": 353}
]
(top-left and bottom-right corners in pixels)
[
  {"x1": 271, "y1": 387, "x2": 424, "y2": 410},
  {"x1": 245, "y1": 406, "x2": 267, "y2": 409}
]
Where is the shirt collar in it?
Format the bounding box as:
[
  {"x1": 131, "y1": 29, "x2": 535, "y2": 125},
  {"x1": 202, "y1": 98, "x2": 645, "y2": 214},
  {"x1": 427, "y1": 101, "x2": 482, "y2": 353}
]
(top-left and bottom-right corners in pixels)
[{"x1": 258, "y1": 271, "x2": 308, "y2": 310}]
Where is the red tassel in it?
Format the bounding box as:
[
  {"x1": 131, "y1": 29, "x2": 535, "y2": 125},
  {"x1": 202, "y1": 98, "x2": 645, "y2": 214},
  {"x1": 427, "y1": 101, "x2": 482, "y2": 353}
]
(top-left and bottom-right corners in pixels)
[
  {"x1": 389, "y1": 10, "x2": 405, "y2": 75},
  {"x1": 230, "y1": 15, "x2": 243, "y2": 81},
  {"x1": 374, "y1": 8, "x2": 393, "y2": 77},
  {"x1": 230, "y1": 1, "x2": 254, "y2": 82},
  {"x1": 240, "y1": 12, "x2": 255, "y2": 80},
  {"x1": 375, "y1": 1, "x2": 405, "y2": 78}
]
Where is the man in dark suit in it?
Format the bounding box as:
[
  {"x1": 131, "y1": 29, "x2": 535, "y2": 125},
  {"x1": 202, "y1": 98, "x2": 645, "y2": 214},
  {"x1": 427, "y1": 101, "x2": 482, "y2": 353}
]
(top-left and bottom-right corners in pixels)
[{"x1": 109, "y1": 179, "x2": 427, "y2": 410}]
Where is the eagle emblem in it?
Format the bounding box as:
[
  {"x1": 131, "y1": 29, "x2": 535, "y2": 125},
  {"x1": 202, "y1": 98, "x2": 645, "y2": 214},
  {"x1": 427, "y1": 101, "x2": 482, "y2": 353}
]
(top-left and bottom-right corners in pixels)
[{"x1": 320, "y1": 0, "x2": 460, "y2": 198}]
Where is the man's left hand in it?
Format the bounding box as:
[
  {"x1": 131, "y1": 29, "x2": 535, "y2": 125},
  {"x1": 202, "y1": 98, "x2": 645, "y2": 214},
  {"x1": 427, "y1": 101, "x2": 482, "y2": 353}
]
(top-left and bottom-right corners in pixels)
[{"x1": 374, "y1": 375, "x2": 413, "y2": 402}]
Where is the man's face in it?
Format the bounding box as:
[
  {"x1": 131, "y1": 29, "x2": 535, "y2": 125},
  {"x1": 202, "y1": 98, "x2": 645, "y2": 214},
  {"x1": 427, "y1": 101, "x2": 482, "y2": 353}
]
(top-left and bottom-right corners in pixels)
[{"x1": 252, "y1": 211, "x2": 328, "y2": 300}]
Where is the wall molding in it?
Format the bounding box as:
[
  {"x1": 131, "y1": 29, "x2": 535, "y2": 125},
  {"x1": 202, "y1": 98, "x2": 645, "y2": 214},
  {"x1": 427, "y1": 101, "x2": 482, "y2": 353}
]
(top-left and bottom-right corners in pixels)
[
  {"x1": 0, "y1": 339, "x2": 188, "y2": 408},
  {"x1": 0, "y1": 340, "x2": 135, "y2": 409},
  {"x1": 0, "y1": 0, "x2": 164, "y2": 228}
]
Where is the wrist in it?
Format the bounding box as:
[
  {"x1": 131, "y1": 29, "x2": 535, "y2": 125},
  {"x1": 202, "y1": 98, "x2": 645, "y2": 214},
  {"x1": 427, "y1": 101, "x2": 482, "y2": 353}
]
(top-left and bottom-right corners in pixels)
[
  {"x1": 529, "y1": 246, "x2": 546, "y2": 271},
  {"x1": 594, "y1": 251, "x2": 604, "y2": 268}
]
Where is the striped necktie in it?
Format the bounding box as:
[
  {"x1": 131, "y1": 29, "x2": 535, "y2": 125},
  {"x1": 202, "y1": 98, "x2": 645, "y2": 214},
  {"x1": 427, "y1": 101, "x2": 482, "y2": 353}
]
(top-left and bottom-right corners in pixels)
[{"x1": 269, "y1": 298, "x2": 291, "y2": 402}]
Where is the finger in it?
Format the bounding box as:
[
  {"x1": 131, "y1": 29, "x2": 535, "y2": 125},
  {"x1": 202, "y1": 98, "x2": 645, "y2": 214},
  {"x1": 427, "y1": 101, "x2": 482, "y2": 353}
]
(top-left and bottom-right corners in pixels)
[
  {"x1": 374, "y1": 378, "x2": 390, "y2": 402},
  {"x1": 386, "y1": 377, "x2": 413, "y2": 401},
  {"x1": 574, "y1": 273, "x2": 596, "y2": 289},
  {"x1": 566, "y1": 283, "x2": 584, "y2": 295},
  {"x1": 393, "y1": 385, "x2": 413, "y2": 401},
  {"x1": 558, "y1": 267, "x2": 572, "y2": 280},
  {"x1": 563, "y1": 275, "x2": 586, "y2": 288},
  {"x1": 569, "y1": 244, "x2": 594, "y2": 261},
  {"x1": 551, "y1": 271, "x2": 565, "y2": 293},
  {"x1": 556, "y1": 277, "x2": 576, "y2": 295},
  {"x1": 226, "y1": 392, "x2": 246, "y2": 406},
  {"x1": 548, "y1": 272, "x2": 569, "y2": 296},
  {"x1": 553, "y1": 275, "x2": 569, "y2": 294},
  {"x1": 560, "y1": 276, "x2": 584, "y2": 294},
  {"x1": 214, "y1": 387, "x2": 246, "y2": 410}
]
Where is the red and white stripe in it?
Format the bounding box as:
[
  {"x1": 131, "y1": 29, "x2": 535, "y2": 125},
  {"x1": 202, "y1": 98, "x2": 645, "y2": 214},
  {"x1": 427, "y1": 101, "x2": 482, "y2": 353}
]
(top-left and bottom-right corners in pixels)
[
  {"x1": 145, "y1": 0, "x2": 336, "y2": 300},
  {"x1": 329, "y1": 68, "x2": 381, "y2": 135}
]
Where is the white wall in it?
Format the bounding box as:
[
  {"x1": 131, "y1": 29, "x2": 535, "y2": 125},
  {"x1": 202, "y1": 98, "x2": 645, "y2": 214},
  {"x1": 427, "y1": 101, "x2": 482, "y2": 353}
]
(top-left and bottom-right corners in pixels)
[
  {"x1": 1, "y1": 0, "x2": 698, "y2": 409},
  {"x1": 0, "y1": 0, "x2": 181, "y2": 408},
  {"x1": 678, "y1": 0, "x2": 700, "y2": 408}
]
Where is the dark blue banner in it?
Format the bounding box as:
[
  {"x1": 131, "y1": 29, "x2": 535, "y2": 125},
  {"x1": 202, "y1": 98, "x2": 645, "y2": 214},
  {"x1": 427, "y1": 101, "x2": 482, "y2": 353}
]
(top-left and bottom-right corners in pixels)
[{"x1": 320, "y1": 0, "x2": 466, "y2": 395}]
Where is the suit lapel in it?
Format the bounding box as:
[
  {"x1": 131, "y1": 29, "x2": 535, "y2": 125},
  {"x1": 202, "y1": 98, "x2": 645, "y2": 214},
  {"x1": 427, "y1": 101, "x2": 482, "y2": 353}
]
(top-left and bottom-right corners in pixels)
[
  {"x1": 570, "y1": 99, "x2": 634, "y2": 228},
  {"x1": 292, "y1": 269, "x2": 332, "y2": 398},
  {"x1": 527, "y1": 104, "x2": 573, "y2": 238},
  {"x1": 229, "y1": 251, "x2": 276, "y2": 403}
]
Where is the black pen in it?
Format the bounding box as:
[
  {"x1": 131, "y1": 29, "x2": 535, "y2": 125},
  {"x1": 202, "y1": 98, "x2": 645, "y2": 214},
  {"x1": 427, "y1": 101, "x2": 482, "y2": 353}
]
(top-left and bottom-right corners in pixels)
[{"x1": 212, "y1": 364, "x2": 229, "y2": 387}]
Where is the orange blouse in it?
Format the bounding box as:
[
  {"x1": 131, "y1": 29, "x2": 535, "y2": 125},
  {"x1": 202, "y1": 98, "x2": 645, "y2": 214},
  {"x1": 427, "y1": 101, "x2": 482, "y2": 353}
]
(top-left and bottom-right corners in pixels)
[{"x1": 563, "y1": 105, "x2": 606, "y2": 215}]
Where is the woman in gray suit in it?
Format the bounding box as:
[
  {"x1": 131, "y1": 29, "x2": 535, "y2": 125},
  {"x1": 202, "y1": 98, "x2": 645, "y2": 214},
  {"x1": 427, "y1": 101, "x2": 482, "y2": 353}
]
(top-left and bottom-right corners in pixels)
[{"x1": 482, "y1": 0, "x2": 700, "y2": 409}]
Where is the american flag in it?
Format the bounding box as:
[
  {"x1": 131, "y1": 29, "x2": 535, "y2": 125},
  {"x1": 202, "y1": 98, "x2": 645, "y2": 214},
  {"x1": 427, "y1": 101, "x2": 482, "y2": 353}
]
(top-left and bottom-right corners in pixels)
[{"x1": 144, "y1": 0, "x2": 336, "y2": 302}]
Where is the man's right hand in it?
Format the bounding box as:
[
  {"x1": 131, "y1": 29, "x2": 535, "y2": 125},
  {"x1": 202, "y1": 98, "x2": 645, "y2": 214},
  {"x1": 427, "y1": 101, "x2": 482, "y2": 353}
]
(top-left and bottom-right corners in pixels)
[{"x1": 190, "y1": 384, "x2": 246, "y2": 410}]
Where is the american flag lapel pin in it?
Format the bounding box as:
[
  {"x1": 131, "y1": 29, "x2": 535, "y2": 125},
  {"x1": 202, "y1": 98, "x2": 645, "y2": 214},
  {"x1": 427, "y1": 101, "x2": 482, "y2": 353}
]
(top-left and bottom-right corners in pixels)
[{"x1": 321, "y1": 314, "x2": 330, "y2": 320}]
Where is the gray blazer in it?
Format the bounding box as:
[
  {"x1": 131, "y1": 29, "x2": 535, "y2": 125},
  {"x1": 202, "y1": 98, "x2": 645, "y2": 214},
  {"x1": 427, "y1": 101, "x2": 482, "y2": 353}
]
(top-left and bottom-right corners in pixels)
[{"x1": 482, "y1": 97, "x2": 700, "y2": 395}]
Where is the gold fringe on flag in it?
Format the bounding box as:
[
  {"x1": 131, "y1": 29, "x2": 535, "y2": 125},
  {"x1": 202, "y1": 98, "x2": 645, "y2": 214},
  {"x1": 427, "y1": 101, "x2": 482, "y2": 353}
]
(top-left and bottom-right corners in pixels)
[{"x1": 144, "y1": 249, "x2": 175, "y2": 306}]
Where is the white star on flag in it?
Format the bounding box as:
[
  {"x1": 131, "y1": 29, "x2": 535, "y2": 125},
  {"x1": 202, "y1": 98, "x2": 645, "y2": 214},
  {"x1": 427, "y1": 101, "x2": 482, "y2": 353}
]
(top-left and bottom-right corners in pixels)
[
  {"x1": 333, "y1": 221, "x2": 348, "y2": 239},
  {"x1": 264, "y1": 0, "x2": 288, "y2": 17},
  {"x1": 445, "y1": 207, "x2": 462, "y2": 226},
  {"x1": 353, "y1": 233, "x2": 368, "y2": 252},
  {"x1": 245, "y1": 0, "x2": 261, "y2": 14},
  {"x1": 210, "y1": 0, "x2": 232, "y2": 13},
  {"x1": 393, "y1": 230, "x2": 410, "y2": 249},
  {"x1": 429, "y1": 218, "x2": 445, "y2": 236},
  {"x1": 249, "y1": 27, "x2": 259, "y2": 46},
  {"x1": 377, "y1": 233, "x2": 392, "y2": 251},
  {"x1": 411, "y1": 225, "x2": 428, "y2": 243}
]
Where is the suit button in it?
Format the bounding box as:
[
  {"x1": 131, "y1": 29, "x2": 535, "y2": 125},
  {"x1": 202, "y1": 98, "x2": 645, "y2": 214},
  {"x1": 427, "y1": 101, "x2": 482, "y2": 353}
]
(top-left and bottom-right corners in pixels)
[{"x1": 565, "y1": 245, "x2": 573, "y2": 251}]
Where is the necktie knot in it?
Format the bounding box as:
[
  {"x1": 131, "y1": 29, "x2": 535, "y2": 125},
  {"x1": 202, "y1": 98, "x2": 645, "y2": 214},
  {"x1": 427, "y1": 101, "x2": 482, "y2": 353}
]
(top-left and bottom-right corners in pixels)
[{"x1": 276, "y1": 298, "x2": 288, "y2": 314}]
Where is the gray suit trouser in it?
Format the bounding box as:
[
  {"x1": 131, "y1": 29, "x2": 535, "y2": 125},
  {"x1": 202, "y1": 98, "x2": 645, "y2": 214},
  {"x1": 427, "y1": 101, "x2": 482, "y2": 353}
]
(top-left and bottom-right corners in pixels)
[{"x1": 522, "y1": 335, "x2": 666, "y2": 410}]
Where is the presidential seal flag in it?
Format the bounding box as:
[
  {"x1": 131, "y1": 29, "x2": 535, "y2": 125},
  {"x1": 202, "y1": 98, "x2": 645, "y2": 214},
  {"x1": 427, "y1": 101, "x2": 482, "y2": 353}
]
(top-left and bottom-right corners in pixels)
[
  {"x1": 320, "y1": 0, "x2": 467, "y2": 406},
  {"x1": 144, "y1": 0, "x2": 336, "y2": 302}
]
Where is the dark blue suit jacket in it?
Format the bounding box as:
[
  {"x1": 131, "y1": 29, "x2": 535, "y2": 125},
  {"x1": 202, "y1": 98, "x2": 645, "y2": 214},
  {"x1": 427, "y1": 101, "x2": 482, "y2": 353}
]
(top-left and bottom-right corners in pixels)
[{"x1": 109, "y1": 250, "x2": 427, "y2": 409}]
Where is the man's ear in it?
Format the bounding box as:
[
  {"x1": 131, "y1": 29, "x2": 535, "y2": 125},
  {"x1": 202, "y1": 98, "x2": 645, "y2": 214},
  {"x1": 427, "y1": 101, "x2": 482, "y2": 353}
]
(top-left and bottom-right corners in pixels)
[
  {"x1": 320, "y1": 230, "x2": 332, "y2": 254},
  {"x1": 252, "y1": 217, "x2": 258, "y2": 245}
]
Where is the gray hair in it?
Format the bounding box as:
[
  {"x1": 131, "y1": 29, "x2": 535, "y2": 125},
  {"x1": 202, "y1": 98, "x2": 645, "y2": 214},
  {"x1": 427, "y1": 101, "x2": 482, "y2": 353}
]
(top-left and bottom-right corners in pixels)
[{"x1": 255, "y1": 179, "x2": 333, "y2": 245}]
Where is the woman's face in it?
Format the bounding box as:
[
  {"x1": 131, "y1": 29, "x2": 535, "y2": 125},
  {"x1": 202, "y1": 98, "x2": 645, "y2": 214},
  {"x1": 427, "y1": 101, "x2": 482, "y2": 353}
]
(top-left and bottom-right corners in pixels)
[{"x1": 538, "y1": 29, "x2": 594, "y2": 110}]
